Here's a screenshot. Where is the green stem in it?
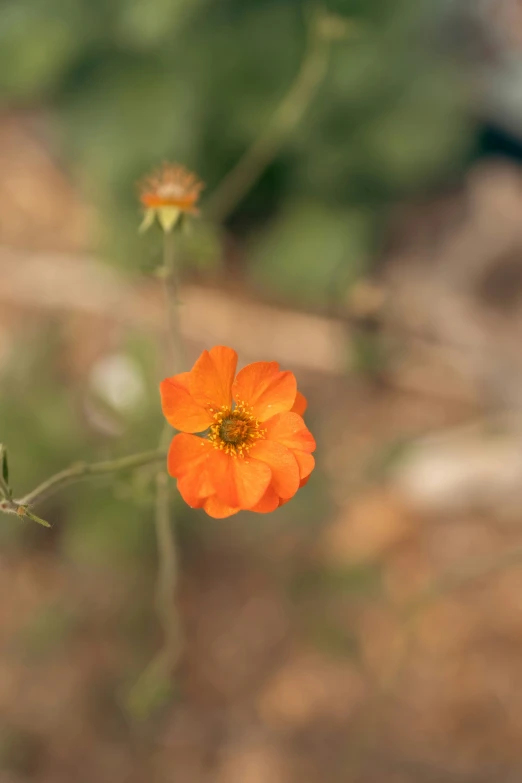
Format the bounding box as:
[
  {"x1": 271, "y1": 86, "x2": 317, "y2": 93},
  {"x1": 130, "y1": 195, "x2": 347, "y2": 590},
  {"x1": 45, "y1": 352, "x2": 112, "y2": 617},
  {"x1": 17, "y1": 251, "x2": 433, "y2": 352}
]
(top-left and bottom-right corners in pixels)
[
  {"x1": 160, "y1": 230, "x2": 183, "y2": 365},
  {"x1": 155, "y1": 469, "x2": 180, "y2": 659},
  {"x1": 0, "y1": 449, "x2": 167, "y2": 526},
  {"x1": 206, "y1": 13, "x2": 330, "y2": 223},
  {"x1": 19, "y1": 449, "x2": 166, "y2": 507},
  {"x1": 146, "y1": 227, "x2": 184, "y2": 691},
  {"x1": 122, "y1": 209, "x2": 185, "y2": 716}
]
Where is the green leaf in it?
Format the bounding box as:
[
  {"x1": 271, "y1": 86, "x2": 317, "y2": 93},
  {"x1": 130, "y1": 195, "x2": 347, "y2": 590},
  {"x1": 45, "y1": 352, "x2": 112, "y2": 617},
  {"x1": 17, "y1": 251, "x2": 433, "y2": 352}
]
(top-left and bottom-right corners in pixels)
[
  {"x1": 0, "y1": 444, "x2": 8, "y2": 485},
  {"x1": 21, "y1": 508, "x2": 52, "y2": 529},
  {"x1": 0, "y1": 444, "x2": 11, "y2": 499}
]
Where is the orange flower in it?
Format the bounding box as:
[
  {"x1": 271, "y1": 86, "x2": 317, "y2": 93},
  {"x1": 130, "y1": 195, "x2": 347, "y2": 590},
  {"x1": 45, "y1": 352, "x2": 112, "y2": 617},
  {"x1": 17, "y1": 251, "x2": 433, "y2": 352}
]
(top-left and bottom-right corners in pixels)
[
  {"x1": 138, "y1": 162, "x2": 204, "y2": 233},
  {"x1": 160, "y1": 346, "x2": 315, "y2": 518}
]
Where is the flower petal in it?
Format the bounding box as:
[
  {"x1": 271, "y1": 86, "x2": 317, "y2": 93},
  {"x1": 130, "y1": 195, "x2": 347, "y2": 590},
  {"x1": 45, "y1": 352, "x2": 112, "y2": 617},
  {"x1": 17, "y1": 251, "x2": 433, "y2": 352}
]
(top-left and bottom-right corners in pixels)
[
  {"x1": 264, "y1": 412, "x2": 316, "y2": 453},
  {"x1": 167, "y1": 433, "x2": 214, "y2": 479},
  {"x1": 177, "y1": 476, "x2": 207, "y2": 508},
  {"x1": 291, "y1": 390, "x2": 308, "y2": 416},
  {"x1": 203, "y1": 495, "x2": 240, "y2": 519},
  {"x1": 208, "y1": 450, "x2": 271, "y2": 509},
  {"x1": 249, "y1": 440, "x2": 300, "y2": 499},
  {"x1": 160, "y1": 373, "x2": 212, "y2": 433},
  {"x1": 251, "y1": 485, "x2": 280, "y2": 513},
  {"x1": 279, "y1": 475, "x2": 311, "y2": 507},
  {"x1": 189, "y1": 346, "x2": 237, "y2": 411},
  {"x1": 293, "y1": 450, "x2": 315, "y2": 480},
  {"x1": 232, "y1": 362, "x2": 297, "y2": 421},
  {"x1": 169, "y1": 434, "x2": 217, "y2": 508}
]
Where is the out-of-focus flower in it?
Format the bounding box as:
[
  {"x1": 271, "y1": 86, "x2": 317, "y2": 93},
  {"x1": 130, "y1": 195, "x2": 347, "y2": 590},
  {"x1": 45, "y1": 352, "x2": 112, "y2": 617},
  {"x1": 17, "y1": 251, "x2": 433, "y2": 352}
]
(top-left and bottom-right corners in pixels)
[
  {"x1": 138, "y1": 162, "x2": 204, "y2": 233},
  {"x1": 160, "y1": 346, "x2": 315, "y2": 518},
  {"x1": 89, "y1": 353, "x2": 146, "y2": 414}
]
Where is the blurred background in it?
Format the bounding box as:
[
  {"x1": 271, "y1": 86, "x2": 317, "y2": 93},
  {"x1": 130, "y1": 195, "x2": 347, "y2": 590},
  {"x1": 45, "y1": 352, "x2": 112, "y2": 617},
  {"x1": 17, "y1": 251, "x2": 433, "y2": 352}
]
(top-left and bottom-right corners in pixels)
[{"x1": 3, "y1": 0, "x2": 522, "y2": 780}]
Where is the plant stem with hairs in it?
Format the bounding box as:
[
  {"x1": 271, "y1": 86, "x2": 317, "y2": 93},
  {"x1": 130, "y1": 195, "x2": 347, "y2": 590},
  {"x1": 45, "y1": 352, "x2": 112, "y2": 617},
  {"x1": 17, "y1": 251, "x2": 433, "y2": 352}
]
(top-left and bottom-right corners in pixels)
[
  {"x1": 128, "y1": 229, "x2": 185, "y2": 711},
  {"x1": 159, "y1": 228, "x2": 184, "y2": 364},
  {"x1": 0, "y1": 449, "x2": 167, "y2": 527},
  {"x1": 154, "y1": 228, "x2": 184, "y2": 665}
]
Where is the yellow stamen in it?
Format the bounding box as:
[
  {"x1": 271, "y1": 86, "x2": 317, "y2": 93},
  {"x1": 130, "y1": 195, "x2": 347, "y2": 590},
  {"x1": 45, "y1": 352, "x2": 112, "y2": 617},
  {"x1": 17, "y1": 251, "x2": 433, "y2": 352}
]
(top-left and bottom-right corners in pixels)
[{"x1": 208, "y1": 402, "x2": 265, "y2": 458}]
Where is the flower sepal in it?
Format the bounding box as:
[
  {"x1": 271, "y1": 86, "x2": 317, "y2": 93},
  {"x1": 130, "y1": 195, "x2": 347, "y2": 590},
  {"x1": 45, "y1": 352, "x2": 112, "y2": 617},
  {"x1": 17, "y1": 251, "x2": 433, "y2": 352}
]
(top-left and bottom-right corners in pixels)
[{"x1": 138, "y1": 162, "x2": 204, "y2": 234}]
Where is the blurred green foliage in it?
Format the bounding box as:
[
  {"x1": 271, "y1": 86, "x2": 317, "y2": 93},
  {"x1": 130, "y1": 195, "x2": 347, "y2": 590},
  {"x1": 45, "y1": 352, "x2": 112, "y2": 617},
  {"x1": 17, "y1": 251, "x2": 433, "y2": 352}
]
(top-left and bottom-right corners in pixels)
[
  {"x1": 0, "y1": 324, "x2": 185, "y2": 563},
  {"x1": 14, "y1": 602, "x2": 81, "y2": 663},
  {"x1": 0, "y1": 725, "x2": 45, "y2": 777},
  {"x1": 0, "y1": 0, "x2": 473, "y2": 306},
  {"x1": 289, "y1": 561, "x2": 382, "y2": 600}
]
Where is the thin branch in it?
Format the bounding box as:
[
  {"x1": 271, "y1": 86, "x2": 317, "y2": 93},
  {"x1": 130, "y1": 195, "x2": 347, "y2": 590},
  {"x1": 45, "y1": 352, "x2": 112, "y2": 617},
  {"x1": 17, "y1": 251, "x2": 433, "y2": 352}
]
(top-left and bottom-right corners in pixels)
[
  {"x1": 123, "y1": 201, "x2": 185, "y2": 716},
  {"x1": 154, "y1": 469, "x2": 180, "y2": 658},
  {"x1": 154, "y1": 230, "x2": 183, "y2": 665},
  {"x1": 0, "y1": 449, "x2": 167, "y2": 527},
  {"x1": 205, "y1": 10, "x2": 331, "y2": 224},
  {"x1": 159, "y1": 229, "x2": 184, "y2": 367},
  {"x1": 18, "y1": 449, "x2": 166, "y2": 507},
  {"x1": 131, "y1": 228, "x2": 185, "y2": 710}
]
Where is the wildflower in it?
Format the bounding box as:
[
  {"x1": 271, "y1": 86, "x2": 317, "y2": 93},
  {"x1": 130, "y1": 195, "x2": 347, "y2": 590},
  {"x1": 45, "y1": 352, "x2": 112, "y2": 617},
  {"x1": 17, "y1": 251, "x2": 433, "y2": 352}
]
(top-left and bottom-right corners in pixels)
[
  {"x1": 138, "y1": 162, "x2": 204, "y2": 233},
  {"x1": 160, "y1": 346, "x2": 315, "y2": 518}
]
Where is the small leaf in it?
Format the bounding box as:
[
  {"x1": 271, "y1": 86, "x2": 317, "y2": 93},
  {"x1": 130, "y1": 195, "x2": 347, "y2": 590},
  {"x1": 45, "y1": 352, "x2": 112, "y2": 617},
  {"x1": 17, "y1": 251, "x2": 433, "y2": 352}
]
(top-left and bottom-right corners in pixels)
[
  {"x1": 0, "y1": 444, "x2": 11, "y2": 499},
  {"x1": 27, "y1": 512, "x2": 52, "y2": 529},
  {"x1": 18, "y1": 507, "x2": 51, "y2": 528},
  {"x1": 138, "y1": 208, "x2": 156, "y2": 233},
  {"x1": 1, "y1": 445, "x2": 8, "y2": 485}
]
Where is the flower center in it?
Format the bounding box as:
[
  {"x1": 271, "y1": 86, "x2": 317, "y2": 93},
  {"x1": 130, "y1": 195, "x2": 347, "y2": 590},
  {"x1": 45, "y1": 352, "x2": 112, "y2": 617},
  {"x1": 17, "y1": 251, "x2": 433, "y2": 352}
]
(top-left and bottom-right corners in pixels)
[
  {"x1": 220, "y1": 417, "x2": 249, "y2": 444},
  {"x1": 208, "y1": 402, "x2": 265, "y2": 457}
]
